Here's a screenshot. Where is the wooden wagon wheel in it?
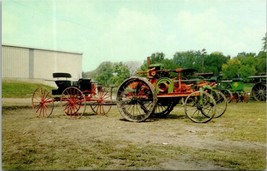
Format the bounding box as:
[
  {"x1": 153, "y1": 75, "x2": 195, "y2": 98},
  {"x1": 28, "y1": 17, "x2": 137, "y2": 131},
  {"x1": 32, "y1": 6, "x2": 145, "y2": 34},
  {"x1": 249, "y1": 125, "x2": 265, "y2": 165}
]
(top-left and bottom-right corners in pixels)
[
  {"x1": 90, "y1": 87, "x2": 112, "y2": 115},
  {"x1": 60, "y1": 87, "x2": 86, "y2": 119},
  {"x1": 32, "y1": 87, "x2": 54, "y2": 117},
  {"x1": 116, "y1": 77, "x2": 157, "y2": 122},
  {"x1": 184, "y1": 91, "x2": 216, "y2": 123},
  {"x1": 251, "y1": 83, "x2": 266, "y2": 101}
]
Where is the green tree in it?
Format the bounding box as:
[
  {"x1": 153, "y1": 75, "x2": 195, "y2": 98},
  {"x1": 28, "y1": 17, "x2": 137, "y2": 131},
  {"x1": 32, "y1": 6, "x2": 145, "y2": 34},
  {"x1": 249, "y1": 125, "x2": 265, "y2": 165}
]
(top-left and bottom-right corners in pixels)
[
  {"x1": 110, "y1": 62, "x2": 130, "y2": 86},
  {"x1": 255, "y1": 51, "x2": 266, "y2": 74},
  {"x1": 94, "y1": 62, "x2": 114, "y2": 87},
  {"x1": 262, "y1": 34, "x2": 267, "y2": 52},
  {"x1": 204, "y1": 52, "x2": 229, "y2": 75},
  {"x1": 222, "y1": 58, "x2": 241, "y2": 79},
  {"x1": 173, "y1": 50, "x2": 202, "y2": 71}
]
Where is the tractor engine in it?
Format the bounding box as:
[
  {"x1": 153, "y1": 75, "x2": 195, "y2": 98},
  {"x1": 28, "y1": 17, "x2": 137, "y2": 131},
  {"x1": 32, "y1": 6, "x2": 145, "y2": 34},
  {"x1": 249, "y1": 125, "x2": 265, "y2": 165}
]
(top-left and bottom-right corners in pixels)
[{"x1": 155, "y1": 77, "x2": 174, "y2": 94}]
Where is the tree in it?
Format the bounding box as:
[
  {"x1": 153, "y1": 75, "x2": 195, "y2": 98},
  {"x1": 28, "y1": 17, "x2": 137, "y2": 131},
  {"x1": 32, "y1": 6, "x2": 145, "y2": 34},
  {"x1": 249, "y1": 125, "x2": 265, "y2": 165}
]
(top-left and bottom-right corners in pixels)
[
  {"x1": 221, "y1": 52, "x2": 258, "y2": 81},
  {"x1": 255, "y1": 51, "x2": 266, "y2": 74},
  {"x1": 110, "y1": 62, "x2": 130, "y2": 86},
  {"x1": 94, "y1": 62, "x2": 114, "y2": 87},
  {"x1": 262, "y1": 34, "x2": 267, "y2": 52},
  {"x1": 173, "y1": 50, "x2": 202, "y2": 71},
  {"x1": 204, "y1": 52, "x2": 229, "y2": 75},
  {"x1": 222, "y1": 58, "x2": 241, "y2": 79}
]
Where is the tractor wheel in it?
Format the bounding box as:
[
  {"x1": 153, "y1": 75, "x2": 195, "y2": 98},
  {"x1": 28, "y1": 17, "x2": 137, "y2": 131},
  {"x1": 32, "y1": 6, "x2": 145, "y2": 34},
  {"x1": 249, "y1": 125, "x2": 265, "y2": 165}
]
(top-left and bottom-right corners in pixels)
[
  {"x1": 251, "y1": 83, "x2": 266, "y2": 101},
  {"x1": 116, "y1": 77, "x2": 157, "y2": 122},
  {"x1": 32, "y1": 87, "x2": 54, "y2": 117},
  {"x1": 90, "y1": 87, "x2": 112, "y2": 115},
  {"x1": 61, "y1": 87, "x2": 86, "y2": 119},
  {"x1": 240, "y1": 91, "x2": 250, "y2": 103},
  {"x1": 184, "y1": 91, "x2": 216, "y2": 123},
  {"x1": 220, "y1": 89, "x2": 233, "y2": 103},
  {"x1": 210, "y1": 90, "x2": 228, "y2": 118},
  {"x1": 231, "y1": 92, "x2": 239, "y2": 103},
  {"x1": 152, "y1": 99, "x2": 176, "y2": 117}
]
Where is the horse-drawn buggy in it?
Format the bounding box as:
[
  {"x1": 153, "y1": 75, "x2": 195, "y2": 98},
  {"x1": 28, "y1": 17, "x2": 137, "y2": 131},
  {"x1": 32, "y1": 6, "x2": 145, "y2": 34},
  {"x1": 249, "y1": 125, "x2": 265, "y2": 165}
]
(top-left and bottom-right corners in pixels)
[
  {"x1": 116, "y1": 57, "x2": 227, "y2": 123},
  {"x1": 32, "y1": 72, "x2": 114, "y2": 118}
]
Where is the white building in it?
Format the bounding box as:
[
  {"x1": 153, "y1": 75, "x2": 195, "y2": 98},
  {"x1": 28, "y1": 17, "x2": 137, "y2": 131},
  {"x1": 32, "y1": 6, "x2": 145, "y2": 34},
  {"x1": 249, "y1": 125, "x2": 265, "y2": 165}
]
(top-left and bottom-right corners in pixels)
[{"x1": 2, "y1": 45, "x2": 83, "y2": 86}]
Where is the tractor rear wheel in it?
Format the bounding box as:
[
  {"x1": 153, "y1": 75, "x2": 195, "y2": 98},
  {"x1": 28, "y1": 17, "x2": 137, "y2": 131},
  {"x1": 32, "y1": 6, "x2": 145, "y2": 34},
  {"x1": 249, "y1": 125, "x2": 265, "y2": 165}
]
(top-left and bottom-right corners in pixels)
[{"x1": 251, "y1": 83, "x2": 266, "y2": 101}]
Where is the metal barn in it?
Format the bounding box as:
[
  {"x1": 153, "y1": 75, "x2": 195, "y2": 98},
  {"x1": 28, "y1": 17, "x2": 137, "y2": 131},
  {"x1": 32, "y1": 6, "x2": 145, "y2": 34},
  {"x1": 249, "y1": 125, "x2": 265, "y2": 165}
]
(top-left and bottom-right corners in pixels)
[{"x1": 2, "y1": 45, "x2": 83, "y2": 86}]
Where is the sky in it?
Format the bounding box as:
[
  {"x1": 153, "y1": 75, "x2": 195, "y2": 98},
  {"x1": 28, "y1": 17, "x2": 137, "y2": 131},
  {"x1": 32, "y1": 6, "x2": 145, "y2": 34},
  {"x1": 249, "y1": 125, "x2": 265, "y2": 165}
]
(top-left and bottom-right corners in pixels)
[{"x1": 3, "y1": 0, "x2": 266, "y2": 71}]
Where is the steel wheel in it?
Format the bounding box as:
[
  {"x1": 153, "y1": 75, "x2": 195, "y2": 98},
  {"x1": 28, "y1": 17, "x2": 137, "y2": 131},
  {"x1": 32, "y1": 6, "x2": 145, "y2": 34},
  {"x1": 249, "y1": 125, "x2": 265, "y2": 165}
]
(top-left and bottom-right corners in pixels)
[
  {"x1": 90, "y1": 87, "x2": 112, "y2": 115},
  {"x1": 152, "y1": 99, "x2": 176, "y2": 117},
  {"x1": 231, "y1": 92, "x2": 239, "y2": 103},
  {"x1": 32, "y1": 87, "x2": 54, "y2": 117},
  {"x1": 251, "y1": 83, "x2": 266, "y2": 101},
  {"x1": 184, "y1": 91, "x2": 216, "y2": 123},
  {"x1": 211, "y1": 90, "x2": 228, "y2": 118},
  {"x1": 61, "y1": 87, "x2": 86, "y2": 118},
  {"x1": 220, "y1": 89, "x2": 233, "y2": 103},
  {"x1": 116, "y1": 77, "x2": 157, "y2": 122},
  {"x1": 240, "y1": 91, "x2": 249, "y2": 103}
]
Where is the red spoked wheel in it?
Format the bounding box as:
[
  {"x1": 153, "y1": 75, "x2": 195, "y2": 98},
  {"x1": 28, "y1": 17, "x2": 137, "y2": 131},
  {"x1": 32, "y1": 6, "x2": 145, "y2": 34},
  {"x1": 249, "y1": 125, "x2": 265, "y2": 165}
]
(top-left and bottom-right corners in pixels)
[
  {"x1": 32, "y1": 87, "x2": 54, "y2": 117},
  {"x1": 61, "y1": 87, "x2": 86, "y2": 119},
  {"x1": 90, "y1": 88, "x2": 112, "y2": 115}
]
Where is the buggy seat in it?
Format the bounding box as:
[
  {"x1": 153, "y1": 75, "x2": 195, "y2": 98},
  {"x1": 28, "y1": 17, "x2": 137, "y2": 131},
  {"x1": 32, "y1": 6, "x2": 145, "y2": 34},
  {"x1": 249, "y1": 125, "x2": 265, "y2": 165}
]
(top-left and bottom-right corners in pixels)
[
  {"x1": 52, "y1": 72, "x2": 72, "y2": 95},
  {"x1": 78, "y1": 78, "x2": 91, "y2": 91}
]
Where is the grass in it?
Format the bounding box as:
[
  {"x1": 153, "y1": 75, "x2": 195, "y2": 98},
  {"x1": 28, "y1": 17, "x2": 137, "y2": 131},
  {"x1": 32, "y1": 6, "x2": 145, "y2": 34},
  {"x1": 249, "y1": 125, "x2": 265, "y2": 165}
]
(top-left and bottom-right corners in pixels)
[
  {"x1": 2, "y1": 80, "x2": 54, "y2": 98},
  {"x1": 2, "y1": 102, "x2": 266, "y2": 170},
  {"x1": 1, "y1": 81, "x2": 266, "y2": 170}
]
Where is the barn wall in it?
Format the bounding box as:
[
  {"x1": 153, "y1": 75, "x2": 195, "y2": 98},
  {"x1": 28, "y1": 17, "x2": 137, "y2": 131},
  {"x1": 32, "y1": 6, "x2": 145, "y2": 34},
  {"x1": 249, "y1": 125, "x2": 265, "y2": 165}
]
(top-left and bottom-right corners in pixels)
[
  {"x1": 2, "y1": 46, "x2": 30, "y2": 78},
  {"x1": 2, "y1": 45, "x2": 83, "y2": 84}
]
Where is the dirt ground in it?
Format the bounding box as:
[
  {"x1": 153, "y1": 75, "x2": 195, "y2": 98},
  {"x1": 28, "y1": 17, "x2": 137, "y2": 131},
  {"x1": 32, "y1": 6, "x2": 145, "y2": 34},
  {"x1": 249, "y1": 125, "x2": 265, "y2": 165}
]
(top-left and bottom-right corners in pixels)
[{"x1": 2, "y1": 98, "x2": 266, "y2": 170}]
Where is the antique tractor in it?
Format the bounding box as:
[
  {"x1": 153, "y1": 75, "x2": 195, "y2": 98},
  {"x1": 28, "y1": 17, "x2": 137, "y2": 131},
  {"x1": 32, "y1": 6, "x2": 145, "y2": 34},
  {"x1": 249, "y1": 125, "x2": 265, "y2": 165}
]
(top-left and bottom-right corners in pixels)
[
  {"x1": 249, "y1": 74, "x2": 266, "y2": 101},
  {"x1": 116, "y1": 57, "x2": 227, "y2": 123}
]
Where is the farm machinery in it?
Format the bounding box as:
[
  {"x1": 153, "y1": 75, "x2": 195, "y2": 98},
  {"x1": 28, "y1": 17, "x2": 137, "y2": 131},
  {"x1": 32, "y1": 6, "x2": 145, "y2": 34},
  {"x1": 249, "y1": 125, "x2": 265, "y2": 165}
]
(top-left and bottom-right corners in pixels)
[
  {"x1": 248, "y1": 74, "x2": 266, "y2": 101},
  {"x1": 116, "y1": 57, "x2": 227, "y2": 123},
  {"x1": 32, "y1": 72, "x2": 115, "y2": 118},
  {"x1": 195, "y1": 73, "x2": 267, "y2": 102},
  {"x1": 194, "y1": 73, "x2": 249, "y2": 103}
]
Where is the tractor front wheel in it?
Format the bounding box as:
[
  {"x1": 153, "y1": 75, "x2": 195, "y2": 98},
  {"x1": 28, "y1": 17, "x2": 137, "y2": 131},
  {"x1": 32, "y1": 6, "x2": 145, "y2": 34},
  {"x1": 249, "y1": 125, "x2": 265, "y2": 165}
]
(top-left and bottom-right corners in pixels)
[{"x1": 116, "y1": 77, "x2": 157, "y2": 122}]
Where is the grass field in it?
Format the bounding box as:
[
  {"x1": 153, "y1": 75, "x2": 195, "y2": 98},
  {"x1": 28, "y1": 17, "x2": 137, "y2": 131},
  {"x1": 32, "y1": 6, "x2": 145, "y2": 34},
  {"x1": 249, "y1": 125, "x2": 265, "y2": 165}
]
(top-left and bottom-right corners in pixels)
[
  {"x1": 2, "y1": 101, "x2": 266, "y2": 170},
  {"x1": 2, "y1": 80, "x2": 54, "y2": 98},
  {"x1": 2, "y1": 80, "x2": 266, "y2": 170}
]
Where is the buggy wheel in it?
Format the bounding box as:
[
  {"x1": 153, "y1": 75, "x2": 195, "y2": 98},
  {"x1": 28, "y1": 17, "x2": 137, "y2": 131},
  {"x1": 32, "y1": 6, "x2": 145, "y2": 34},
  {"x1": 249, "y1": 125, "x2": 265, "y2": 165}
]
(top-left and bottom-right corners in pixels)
[
  {"x1": 116, "y1": 77, "x2": 157, "y2": 122},
  {"x1": 184, "y1": 91, "x2": 216, "y2": 123},
  {"x1": 32, "y1": 87, "x2": 54, "y2": 117},
  {"x1": 251, "y1": 83, "x2": 266, "y2": 101},
  {"x1": 152, "y1": 99, "x2": 176, "y2": 117},
  {"x1": 211, "y1": 90, "x2": 227, "y2": 118},
  {"x1": 90, "y1": 88, "x2": 112, "y2": 115},
  {"x1": 220, "y1": 89, "x2": 233, "y2": 103},
  {"x1": 61, "y1": 87, "x2": 86, "y2": 118}
]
